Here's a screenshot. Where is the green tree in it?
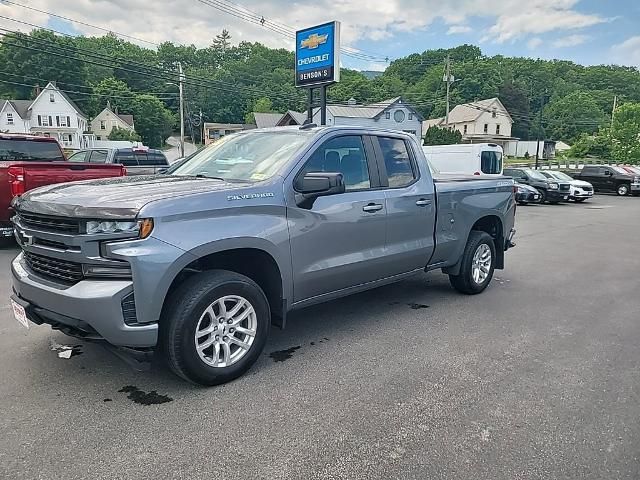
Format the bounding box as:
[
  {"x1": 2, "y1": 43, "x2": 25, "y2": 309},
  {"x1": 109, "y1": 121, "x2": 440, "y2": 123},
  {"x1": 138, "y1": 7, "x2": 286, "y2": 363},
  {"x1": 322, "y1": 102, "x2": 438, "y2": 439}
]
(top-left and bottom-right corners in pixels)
[
  {"x1": 610, "y1": 103, "x2": 640, "y2": 164},
  {"x1": 423, "y1": 125, "x2": 463, "y2": 145},
  {"x1": 130, "y1": 94, "x2": 175, "y2": 148},
  {"x1": 108, "y1": 126, "x2": 141, "y2": 142},
  {"x1": 543, "y1": 91, "x2": 607, "y2": 142},
  {"x1": 244, "y1": 97, "x2": 274, "y2": 124},
  {"x1": 567, "y1": 132, "x2": 612, "y2": 159}
]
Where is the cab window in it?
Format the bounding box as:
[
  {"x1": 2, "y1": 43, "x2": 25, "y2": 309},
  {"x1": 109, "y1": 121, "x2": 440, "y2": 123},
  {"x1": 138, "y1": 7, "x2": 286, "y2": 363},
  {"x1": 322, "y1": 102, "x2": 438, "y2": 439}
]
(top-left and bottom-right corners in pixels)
[
  {"x1": 301, "y1": 136, "x2": 371, "y2": 191},
  {"x1": 68, "y1": 151, "x2": 88, "y2": 162},
  {"x1": 378, "y1": 137, "x2": 415, "y2": 187}
]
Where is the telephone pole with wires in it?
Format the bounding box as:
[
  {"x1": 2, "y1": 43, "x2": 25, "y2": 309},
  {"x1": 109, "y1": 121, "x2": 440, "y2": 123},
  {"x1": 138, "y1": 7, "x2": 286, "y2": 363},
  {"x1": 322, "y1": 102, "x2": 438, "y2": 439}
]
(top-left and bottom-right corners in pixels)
[
  {"x1": 611, "y1": 95, "x2": 618, "y2": 130},
  {"x1": 178, "y1": 62, "x2": 185, "y2": 158},
  {"x1": 444, "y1": 55, "x2": 453, "y2": 127}
]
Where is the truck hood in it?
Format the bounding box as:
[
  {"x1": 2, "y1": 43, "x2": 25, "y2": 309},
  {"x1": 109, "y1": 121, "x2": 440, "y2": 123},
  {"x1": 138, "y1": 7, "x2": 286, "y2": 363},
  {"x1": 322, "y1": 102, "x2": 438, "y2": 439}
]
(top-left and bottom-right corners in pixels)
[{"x1": 14, "y1": 175, "x2": 250, "y2": 218}]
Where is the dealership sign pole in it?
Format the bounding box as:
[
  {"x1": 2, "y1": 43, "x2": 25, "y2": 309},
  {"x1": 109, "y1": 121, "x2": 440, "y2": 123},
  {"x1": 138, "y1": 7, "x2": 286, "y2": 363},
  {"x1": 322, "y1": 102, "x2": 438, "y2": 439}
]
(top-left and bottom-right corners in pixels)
[{"x1": 295, "y1": 21, "x2": 341, "y2": 126}]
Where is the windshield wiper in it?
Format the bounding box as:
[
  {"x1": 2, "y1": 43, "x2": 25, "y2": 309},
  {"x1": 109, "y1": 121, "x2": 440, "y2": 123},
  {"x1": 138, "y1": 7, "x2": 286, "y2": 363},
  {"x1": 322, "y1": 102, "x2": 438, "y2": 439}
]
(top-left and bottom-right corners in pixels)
[{"x1": 190, "y1": 173, "x2": 228, "y2": 181}]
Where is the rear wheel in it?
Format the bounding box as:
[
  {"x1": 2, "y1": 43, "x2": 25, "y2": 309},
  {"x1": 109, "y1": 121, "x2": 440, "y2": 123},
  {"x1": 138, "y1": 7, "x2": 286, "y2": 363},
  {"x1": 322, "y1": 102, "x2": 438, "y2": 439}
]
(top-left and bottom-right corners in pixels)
[
  {"x1": 617, "y1": 183, "x2": 630, "y2": 196},
  {"x1": 161, "y1": 270, "x2": 270, "y2": 386},
  {"x1": 449, "y1": 231, "x2": 496, "y2": 295}
]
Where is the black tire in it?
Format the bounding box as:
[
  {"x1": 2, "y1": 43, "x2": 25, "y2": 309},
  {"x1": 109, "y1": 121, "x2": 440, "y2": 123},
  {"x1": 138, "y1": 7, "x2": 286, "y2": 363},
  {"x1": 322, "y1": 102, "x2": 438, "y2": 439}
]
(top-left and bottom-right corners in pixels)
[
  {"x1": 160, "y1": 270, "x2": 270, "y2": 386},
  {"x1": 0, "y1": 237, "x2": 15, "y2": 249},
  {"x1": 538, "y1": 189, "x2": 547, "y2": 203},
  {"x1": 575, "y1": 198, "x2": 587, "y2": 203},
  {"x1": 449, "y1": 231, "x2": 496, "y2": 295},
  {"x1": 617, "y1": 183, "x2": 630, "y2": 196},
  {"x1": 517, "y1": 201, "x2": 528, "y2": 206},
  {"x1": 548, "y1": 201, "x2": 560, "y2": 205}
]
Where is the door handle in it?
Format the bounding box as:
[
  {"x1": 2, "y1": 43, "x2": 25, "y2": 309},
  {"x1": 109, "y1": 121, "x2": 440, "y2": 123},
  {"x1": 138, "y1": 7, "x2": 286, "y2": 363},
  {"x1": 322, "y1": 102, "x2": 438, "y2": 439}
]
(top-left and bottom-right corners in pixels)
[
  {"x1": 362, "y1": 203, "x2": 383, "y2": 213},
  {"x1": 415, "y1": 199, "x2": 432, "y2": 206}
]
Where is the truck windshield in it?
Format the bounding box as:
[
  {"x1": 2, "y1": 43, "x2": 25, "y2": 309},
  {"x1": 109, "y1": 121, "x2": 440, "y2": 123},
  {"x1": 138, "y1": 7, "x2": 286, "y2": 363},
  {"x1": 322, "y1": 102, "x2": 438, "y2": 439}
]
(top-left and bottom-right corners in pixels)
[
  {"x1": 0, "y1": 139, "x2": 65, "y2": 162},
  {"x1": 545, "y1": 171, "x2": 573, "y2": 181},
  {"x1": 171, "y1": 131, "x2": 312, "y2": 182},
  {"x1": 527, "y1": 170, "x2": 548, "y2": 181}
]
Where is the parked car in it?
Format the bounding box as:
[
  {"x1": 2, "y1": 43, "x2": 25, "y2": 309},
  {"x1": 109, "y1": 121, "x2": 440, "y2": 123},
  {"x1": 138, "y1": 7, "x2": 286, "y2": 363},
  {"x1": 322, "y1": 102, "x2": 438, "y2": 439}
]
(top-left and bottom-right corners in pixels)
[
  {"x1": 0, "y1": 134, "x2": 126, "y2": 247},
  {"x1": 515, "y1": 182, "x2": 542, "y2": 205},
  {"x1": 573, "y1": 165, "x2": 640, "y2": 196},
  {"x1": 539, "y1": 170, "x2": 594, "y2": 202},
  {"x1": 10, "y1": 126, "x2": 516, "y2": 385},
  {"x1": 68, "y1": 147, "x2": 169, "y2": 175},
  {"x1": 503, "y1": 167, "x2": 570, "y2": 204},
  {"x1": 620, "y1": 165, "x2": 640, "y2": 177},
  {"x1": 422, "y1": 143, "x2": 503, "y2": 176}
]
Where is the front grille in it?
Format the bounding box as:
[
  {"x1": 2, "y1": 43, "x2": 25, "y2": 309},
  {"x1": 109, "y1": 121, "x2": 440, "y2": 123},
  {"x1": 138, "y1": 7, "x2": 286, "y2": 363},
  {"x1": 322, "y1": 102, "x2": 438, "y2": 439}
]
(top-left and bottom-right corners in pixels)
[
  {"x1": 17, "y1": 212, "x2": 80, "y2": 234},
  {"x1": 560, "y1": 184, "x2": 570, "y2": 191},
  {"x1": 121, "y1": 292, "x2": 138, "y2": 325},
  {"x1": 23, "y1": 251, "x2": 84, "y2": 284}
]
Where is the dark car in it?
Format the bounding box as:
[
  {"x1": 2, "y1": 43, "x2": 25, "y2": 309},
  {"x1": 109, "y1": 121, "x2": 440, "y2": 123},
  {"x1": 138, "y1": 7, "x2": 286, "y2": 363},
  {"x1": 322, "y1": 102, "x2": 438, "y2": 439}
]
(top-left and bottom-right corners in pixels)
[
  {"x1": 503, "y1": 168, "x2": 570, "y2": 204},
  {"x1": 515, "y1": 182, "x2": 542, "y2": 205},
  {"x1": 68, "y1": 147, "x2": 169, "y2": 176},
  {"x1": 574, "y1": 165, "x2": 640, "y2": 196}
]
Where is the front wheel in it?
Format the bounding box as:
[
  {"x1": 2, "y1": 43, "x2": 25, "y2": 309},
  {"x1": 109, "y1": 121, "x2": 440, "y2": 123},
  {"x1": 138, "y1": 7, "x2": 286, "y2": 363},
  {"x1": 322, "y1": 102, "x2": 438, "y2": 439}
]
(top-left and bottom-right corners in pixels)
[
  {"x1": 449, "y1": 231, "x2": 496, "y2": 295},
  {"x1": 538, "y1": 189, "x2": 547, "y2": 203},
  {"x1": 617, "y1": 183, "x2": 630, "y2": 196},
  {"x1": 161, "y1": 270, "x2": 270, "y2": 386}
]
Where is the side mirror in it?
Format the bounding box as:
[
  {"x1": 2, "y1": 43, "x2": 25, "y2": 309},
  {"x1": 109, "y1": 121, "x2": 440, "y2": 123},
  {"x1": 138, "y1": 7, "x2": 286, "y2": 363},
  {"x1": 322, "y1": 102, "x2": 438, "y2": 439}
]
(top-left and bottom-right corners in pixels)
[
  {"x1": 295, "y1": 172, "x2": 345, "y2": 208},
  {"x1": 604, "y1": 170, "x2": 612, "y2": 176},
  {"x1": 519, "y1": 176, "x2": 528, "y2": 182}
]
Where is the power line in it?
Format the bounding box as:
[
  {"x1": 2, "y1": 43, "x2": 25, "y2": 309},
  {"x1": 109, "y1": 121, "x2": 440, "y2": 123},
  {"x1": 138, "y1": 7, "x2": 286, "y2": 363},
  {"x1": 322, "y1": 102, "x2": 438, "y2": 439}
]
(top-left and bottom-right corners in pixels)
[{"x1": 0, "y1": 0, "x2": 160, "y2": 46}]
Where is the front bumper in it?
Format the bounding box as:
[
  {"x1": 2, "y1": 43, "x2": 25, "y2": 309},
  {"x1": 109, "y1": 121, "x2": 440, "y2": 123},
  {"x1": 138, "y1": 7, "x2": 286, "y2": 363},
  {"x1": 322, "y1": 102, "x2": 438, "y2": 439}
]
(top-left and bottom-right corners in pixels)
[
  {"x1": 546, "y1": 189, "x2": 570, "y2": 202},
  {"x1": 631, "y1": 183, "x2": 640, "y2": 192},
  {"x1": 516, "y1": 191, "x2": 541, "y2": 203},
  {"x1": 11, "y1": 253, "x2": 158, "y2": 347}
]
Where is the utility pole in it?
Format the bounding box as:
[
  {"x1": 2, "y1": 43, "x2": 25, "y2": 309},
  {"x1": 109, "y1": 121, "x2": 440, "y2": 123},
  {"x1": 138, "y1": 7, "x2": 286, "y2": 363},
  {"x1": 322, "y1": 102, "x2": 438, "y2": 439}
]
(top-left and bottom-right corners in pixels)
[
  {"x1": 611, "y1": 95, "x2": 618, "y2": 130},
  {"x1": 199, "y1": 109, "x2": 204, "y2": 146},
  {"x1": 444, "y1": 55, "x2": 452, "y2": 127},
  {"x1": 534, "y1": 91, "x2": 547, "y2": 170},
  {"x1": 178, "y1": 62, "x2": 185, "y2": 158}
]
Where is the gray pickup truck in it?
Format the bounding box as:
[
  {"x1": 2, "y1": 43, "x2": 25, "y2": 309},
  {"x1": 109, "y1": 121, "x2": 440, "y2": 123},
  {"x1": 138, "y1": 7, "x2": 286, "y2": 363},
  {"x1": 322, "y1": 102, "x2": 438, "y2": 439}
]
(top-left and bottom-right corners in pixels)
[{"x1": 10, "y1": 126, "x2": 516, "y2": 385}]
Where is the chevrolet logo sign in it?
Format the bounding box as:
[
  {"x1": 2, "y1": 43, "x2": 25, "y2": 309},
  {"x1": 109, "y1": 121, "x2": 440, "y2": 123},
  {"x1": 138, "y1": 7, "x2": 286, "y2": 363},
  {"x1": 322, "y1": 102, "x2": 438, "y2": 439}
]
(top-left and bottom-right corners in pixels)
[{"x1": 300, "y1": 33, "x2": 328, "y2": 50}]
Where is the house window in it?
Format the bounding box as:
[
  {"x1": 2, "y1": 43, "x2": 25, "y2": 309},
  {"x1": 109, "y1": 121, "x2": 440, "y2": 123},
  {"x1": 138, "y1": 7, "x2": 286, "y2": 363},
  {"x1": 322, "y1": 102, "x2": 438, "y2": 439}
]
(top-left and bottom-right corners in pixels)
[
  {"x1": 492, "y1": 109, "x2": 497, "y2": 118},
  {"x1": 385, "y1": 112, "x2": 390, "y2": 120},
  {"x1": 496, "y1": 124, "x2": 501, "y2": 135},
  {"x1": 408, "y1": 113, "x2": 413, "y2": 120},
  {"x1": 58, "y1": 116, "x2": 70, "y2": 127},
  {"x1": 463, "y1": 124, "x2": 468, "y2": 134},
  {"x1": 393, "y1": 110, "x2": 405, "y2": 123},
  {"x1": 483, "y1": 123, "x2": 488, "y2": 134},
  {"x1": 100, "y1": 121, "x2": 106, "y2": 130},
  {"x1": 41, "y1": 116, "x2": 51, "y2": 127},
  {"x1": 49, "y1": 93, "x2": 55, "y2": 103},
  {"x1": 6, "y1": 113, "x2": 13, "y2": 125}
]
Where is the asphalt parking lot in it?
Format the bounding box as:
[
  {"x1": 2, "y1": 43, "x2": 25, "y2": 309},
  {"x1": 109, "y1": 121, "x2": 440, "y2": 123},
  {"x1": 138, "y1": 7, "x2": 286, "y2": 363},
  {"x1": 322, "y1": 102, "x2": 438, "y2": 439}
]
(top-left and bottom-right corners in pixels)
[{"x1": 1, "y1": 195, "x2": 639, "y2": 480}]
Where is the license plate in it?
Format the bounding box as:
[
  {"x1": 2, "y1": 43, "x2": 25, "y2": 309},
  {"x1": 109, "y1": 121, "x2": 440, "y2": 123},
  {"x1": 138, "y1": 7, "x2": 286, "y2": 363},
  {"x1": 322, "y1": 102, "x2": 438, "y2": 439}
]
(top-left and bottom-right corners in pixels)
[
  {"x1": 11, "y1": 299, "x2": 29, "y2": 329},
  {"x1": 534, "y1": 195, "x2": 539, "y2": 200},
  {"x1": 564, "y1": 196, "x2": 569, "y2": 200},
  {"x1": 588, "y1": 192, "x2": 593, "y2": 196}
]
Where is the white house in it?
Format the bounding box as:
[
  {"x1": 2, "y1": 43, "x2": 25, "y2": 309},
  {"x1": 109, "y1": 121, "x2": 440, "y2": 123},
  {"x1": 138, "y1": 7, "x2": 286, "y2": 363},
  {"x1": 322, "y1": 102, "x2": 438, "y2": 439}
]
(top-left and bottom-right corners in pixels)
[
  {"x1": 90, "y1": 105, "x2": 135, "y2": 140},
  {"x1": 0, "y1": 82, "x2": 92, "y2": 149},
  {"x1": 312, "y1": 97, "x2": 424, "y2": 140},
  {"x1": 424, "y1": 98, "x2": 516, "y2": 148}
]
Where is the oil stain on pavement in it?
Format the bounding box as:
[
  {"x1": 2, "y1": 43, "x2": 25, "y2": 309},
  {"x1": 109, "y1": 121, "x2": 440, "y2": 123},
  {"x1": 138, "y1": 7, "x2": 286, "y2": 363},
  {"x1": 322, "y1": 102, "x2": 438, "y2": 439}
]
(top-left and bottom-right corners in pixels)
[
  {"x1": 269, "y1": 346, "x2": 301, "y2": 362},
  {"x1": 118, "y1": 386, "x2": 173, "y2": 405},
  {"x1": 408, "y1": 303, "x2": 430, "y2": 310}
]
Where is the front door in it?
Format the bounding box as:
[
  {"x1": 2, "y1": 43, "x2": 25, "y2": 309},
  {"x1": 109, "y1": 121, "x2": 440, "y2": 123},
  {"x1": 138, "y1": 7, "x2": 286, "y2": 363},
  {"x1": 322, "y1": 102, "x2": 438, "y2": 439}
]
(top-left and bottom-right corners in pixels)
[
  {"x1": 372, "y1": 134, "x2": 436, "y2": 275},
  {"x1": 600, "y1": 167, "x2": 616, "y2": 192},
  {"x1": 287, "y1": 134, "x2": 388, "y2": 302}
]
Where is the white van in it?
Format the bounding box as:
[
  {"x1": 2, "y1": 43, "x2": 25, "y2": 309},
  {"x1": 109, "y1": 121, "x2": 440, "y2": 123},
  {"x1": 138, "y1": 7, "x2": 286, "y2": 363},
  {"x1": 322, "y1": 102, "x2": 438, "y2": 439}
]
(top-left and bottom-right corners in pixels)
[{"x1": 422, "y1": 143, "x2": 504, "y2": 176}]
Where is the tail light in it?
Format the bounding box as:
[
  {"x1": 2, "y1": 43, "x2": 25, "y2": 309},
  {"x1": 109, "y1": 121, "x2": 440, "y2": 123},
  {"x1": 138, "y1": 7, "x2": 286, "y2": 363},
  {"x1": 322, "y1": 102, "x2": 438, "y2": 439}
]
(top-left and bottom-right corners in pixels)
[
  {"x1": 8, "y1": 166, "x2": 25, "y2": 197},
  {"x1": 122, "y1": 167, "x2": 127, "y2": 176}
]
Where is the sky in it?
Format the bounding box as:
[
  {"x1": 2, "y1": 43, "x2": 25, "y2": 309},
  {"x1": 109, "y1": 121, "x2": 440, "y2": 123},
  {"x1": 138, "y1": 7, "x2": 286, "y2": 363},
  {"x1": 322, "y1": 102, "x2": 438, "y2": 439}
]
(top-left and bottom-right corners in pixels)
[{"x1": 0, "y1": 0, "x2": 638, "y2": 72}]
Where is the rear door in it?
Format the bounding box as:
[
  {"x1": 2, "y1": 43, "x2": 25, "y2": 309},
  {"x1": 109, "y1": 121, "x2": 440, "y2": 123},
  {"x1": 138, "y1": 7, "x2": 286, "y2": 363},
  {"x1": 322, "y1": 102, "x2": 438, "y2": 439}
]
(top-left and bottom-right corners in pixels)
[
  {"x1": 286, "y1": 134, "x2": 389, "y2": 302},
  {"x1": 88, "y1": 150, "x2": 109, "y2": 163},
  {"x1": 372, "y1": 134, "x2": 436, "y2": 275}
]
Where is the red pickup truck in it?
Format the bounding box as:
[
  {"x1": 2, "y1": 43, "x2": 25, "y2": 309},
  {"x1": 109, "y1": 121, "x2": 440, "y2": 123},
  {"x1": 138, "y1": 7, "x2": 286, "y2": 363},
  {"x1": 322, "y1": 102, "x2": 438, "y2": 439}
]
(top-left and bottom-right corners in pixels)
[{"x1": 1, "y1": 134, "x2": 126, "y2": 246}]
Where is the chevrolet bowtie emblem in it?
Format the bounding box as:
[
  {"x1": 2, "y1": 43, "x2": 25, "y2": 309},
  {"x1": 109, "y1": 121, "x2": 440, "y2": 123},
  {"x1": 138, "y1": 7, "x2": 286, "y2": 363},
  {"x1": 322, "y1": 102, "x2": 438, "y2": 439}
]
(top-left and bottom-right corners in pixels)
[{"x1": 300, "y1": 33, "x2": 328, "y2": 50}]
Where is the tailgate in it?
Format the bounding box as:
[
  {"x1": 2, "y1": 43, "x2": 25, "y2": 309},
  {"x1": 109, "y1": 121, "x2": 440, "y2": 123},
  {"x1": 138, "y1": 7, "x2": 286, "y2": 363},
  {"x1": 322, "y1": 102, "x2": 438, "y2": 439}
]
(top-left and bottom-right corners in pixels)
[{"x1": 21, "y1": 162, "x2": 125, "y2": 192}]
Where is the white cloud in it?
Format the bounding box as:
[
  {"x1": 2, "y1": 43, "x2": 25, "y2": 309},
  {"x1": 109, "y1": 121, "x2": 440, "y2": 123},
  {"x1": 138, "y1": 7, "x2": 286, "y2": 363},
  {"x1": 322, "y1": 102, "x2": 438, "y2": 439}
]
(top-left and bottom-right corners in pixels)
[
  {"x1": 527, "y1": 37, "x2": 543, "y2": 50},
  {"x1": 552, "y1": 34, "x2": 590, "y2": 48},
  {"x1": 0, "y1": 0, "x2": 609, "y2": 57},
  {"x1": 611, "y1": 36, "x2": 640, "y2": 68},
  {"x1": 447, "y1": 25, "x2": 472, "y2": 35}
]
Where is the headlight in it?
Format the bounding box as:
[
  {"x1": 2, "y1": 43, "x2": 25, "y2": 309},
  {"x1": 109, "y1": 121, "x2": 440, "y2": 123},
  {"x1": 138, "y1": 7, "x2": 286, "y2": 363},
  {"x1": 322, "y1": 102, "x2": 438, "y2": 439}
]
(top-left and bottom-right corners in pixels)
[
  {"x1": 635, "y1": 176, "x2": 640, "y2": 183},
  {"x1": 549, "y1": 182, "x2": 559, "y2": 190},
  {"x1": 517, "y1": 187, "x2": 526, "y2": 193},
  {"x1": 86, "y1": 218, "x2": 154, "y2": 238}
]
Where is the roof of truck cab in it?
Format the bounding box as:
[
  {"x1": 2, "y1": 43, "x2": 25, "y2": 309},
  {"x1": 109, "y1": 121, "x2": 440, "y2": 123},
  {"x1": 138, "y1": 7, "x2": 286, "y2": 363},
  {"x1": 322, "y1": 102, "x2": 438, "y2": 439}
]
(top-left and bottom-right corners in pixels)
[
  {"x1": 244, "y1": 125, "x2": 419, "y2": 136},
  {"x1": 0, "y1": 133, "x2": 59, "y2": 142}
]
